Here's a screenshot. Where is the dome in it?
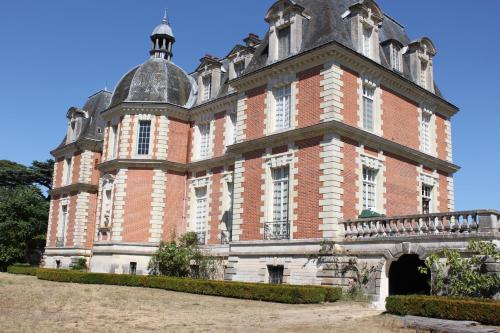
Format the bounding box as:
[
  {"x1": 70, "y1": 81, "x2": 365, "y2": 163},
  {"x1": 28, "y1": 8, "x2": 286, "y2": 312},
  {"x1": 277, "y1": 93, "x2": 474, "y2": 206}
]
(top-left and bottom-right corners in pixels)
[
  {"x1": 152, "y1": 22, "x2": 174, "y2": 38},
  {"x1": 110, "y1": 58, "x2": 197, "y2": 108}
]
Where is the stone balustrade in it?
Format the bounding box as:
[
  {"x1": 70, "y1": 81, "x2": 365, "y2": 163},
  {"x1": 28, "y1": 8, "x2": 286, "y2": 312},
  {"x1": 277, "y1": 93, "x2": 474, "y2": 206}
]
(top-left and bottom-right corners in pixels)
[{"x1": 341, "y1": 210, "x2": 500, "y2": 240}]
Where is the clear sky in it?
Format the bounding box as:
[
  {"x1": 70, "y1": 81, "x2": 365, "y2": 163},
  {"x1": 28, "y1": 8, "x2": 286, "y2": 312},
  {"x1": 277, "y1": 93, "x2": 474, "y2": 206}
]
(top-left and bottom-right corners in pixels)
[{"x1": 0, "y1": 1, "x2": 498, "y2": 211}]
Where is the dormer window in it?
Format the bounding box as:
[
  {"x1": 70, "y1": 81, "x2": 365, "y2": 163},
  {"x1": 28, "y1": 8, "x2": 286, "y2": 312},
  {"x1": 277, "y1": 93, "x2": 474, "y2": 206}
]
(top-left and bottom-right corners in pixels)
[
  {"x1": 391, "y1": 45, "x2": 402, "y2": 72},
  {"x1": 278, "y1": 26, "x2": 291, "y2": 59},
  {"x1": 420, "y1": 60, "x2": 429, "y2": 89},
  {"x1": 362, "y1": 26, "x2": 372, "y2": 58},
  {"x1": 202, "y1": 75, "x2": 212, "y2": 101},
  {"x1": 234, "y1": 61, "x2": 245, "y2": 78},
  {"x1": 406, "y1": 38, "x2": 437, "y2": 92}
]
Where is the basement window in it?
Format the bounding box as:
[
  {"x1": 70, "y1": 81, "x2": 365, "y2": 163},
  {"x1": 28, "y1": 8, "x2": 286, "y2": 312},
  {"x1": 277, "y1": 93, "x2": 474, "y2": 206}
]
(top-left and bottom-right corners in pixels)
[
  {"x1": 268, "y1": 265, "x2": 284, "y2": 285},
  {"x1": 129, "y1": 262, "x2": 137, "y2": 275}
]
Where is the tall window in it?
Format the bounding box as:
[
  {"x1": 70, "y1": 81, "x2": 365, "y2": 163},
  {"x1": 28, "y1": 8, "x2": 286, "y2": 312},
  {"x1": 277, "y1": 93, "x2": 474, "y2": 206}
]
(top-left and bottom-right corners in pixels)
[
  {"x1": 226, "y1": 181, "x2": 234, "y2": 228},
  {"x1": 234, "y1": 61, "x2": 245, "y2": 78},
  {"x1": 230, "y1": 112, "x2": 237, "y2": 144},
  {"x1": 421, "y1": 112, "x2": 432, "y2": 153},
  {"x1": 198, "y1": 123, "x2": 211, "y2": 159},
  {"x1": 102, "y1": 189, "x2": 113, "y2": 227},
  {"x1": 422, "y1": 185, "x2": 433, "y2": 214},
  {"x1": 137, "y1": 120, "x2": 151, "y2": 155},
  {"x1": 420, "y1": 61, "x2": 428, "y2": 89},
  {"x1": 110, "y1": 125, "x2": 119, "y2": 159},
  {"x1": 64, "y1": 158, "x2": 72, "y2": 185},
  {"x1": 272, "y1": 167, "x2": 289, "y2": 223},
  {"x1": 202, "y1": 75, "x2": 212, "y2": 101},
  {"x1": 362, "y1": 85, "x2": 375, "y2": 132},
  {"x1": 363, "y1": 167, "x2": 377, "y2": 211},
  {"x1": 57, "y1": 204, "x2": 68, "y2": 246},
  {"x1": 274, "y1": 85, "x2": 292, "y2": 130},
  {"x1": 278, "y1": 26, "x2": 291, "y2": 59},
  {"x1": 391, "y1": 46, "x2": 401, "y2": 71},
  {"x1": 195, "y1": 187, "x2": 207, "y2": 242},
  {"x1": 362, "y1": 27, "x2": 372, "y2": 58}
]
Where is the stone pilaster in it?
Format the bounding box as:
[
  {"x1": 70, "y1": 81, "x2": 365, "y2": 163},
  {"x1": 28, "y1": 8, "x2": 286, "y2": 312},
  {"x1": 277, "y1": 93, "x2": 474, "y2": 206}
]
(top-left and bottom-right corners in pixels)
[
  {"x1": 118, "y1": 115, "x2": 132, "y2": 159},
  {"x1": 156, "y1": 116, "x2": 169, "y2": 159},
  {"x1": 231, "y1": 156, "x2": 245, "y2": 241},
  {"x1": 320, "y1": 61, "x2": 344, "y2": 122}
]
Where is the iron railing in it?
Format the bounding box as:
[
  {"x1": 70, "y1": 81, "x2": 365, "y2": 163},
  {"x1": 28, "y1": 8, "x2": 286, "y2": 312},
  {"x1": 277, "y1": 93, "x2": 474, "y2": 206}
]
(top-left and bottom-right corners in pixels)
[
  {"x1": 264, "y1": 221, "x2": 290, "y2": 240},
  {"x1": 196, "y1": 231, "x2": 207, "y2": 245},
  {"x1": 221, "y1": 230, "x2": 232, "y2": 245}
]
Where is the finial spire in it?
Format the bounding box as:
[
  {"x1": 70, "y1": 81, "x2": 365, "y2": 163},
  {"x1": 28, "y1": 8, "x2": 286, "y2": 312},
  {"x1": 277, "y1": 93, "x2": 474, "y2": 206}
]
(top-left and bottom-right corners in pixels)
[{"x1": 163, "y1": 9, "x2": 169, "y2": 24}]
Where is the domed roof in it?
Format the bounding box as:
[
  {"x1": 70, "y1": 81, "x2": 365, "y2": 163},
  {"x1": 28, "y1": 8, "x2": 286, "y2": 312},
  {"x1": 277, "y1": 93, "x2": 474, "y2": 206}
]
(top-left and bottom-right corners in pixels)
[
  {"x1": 110, "y1": 58, "x2": 197, "y2": 108},
  {"x1": 152, "y1": 21, "x2": 174, "y2": 38}
]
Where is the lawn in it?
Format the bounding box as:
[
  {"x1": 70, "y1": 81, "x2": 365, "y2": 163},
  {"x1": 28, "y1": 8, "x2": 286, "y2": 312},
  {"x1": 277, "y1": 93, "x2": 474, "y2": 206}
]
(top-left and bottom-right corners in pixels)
[{"x1": 0, "y1": 273, "x2": 417, "y2": 332}]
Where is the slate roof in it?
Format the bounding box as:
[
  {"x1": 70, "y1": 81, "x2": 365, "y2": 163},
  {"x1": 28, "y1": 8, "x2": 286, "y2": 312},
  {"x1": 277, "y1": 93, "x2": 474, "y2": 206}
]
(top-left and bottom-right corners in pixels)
[{"x1": 110, "y1": 58, "x2": 197, "y2": 108}]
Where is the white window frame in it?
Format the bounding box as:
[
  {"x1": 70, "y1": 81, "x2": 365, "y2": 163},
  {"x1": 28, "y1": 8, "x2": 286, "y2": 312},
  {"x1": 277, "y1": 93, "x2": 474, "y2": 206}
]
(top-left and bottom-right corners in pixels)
[
  {"x1": 110, "y1": 125, "x2": 119, "y2": 159},
  {"x1": 421, "y1": 111, "x2": 432, "y2": 154},
  {"x1": 136, "y1": 120, "x2": 151, "y2": 156},
  {"x1": 234, "y1": 61, "x2": 245, "y2": 78},
  {"x1": 362, "y1": 167, "x2": 378, "y2": 211},
  {"x1": 362, "y1": 26, "x2": 372, "y2": 58},
  {"x1": 271, "y1": 166, "x2": 290, "y2": 223},
  {"x1": 58, "y1": 203, "x2": 68, "y2": 245},
  {"x1": 277, "y1": 25, "x2": 291, "y2": 59},
  {"x1": 421, "y1": 184, "x2": 434, "y2": 214},
  {"x1": 391, "y1": 45, "x2": 402, "y2": 72},
  {"x1": 63, "y1": 158, "x2": 72, "y2": 186},
  {"x1": 362, "y1": 85, "x2": 375, "y2": 132},
  {"x1": 273, "y1": 84, "x2": 292, "y2": 131},
  {"x1": 202, "y1": 75, "x2": 212, "y2": 102},
  {"x1": 226, "y1": 112, "x2": 237, "y2": 148},
  {"x1": 194, "y1": 186, "x2": 208, "y2": 234},
  {"x1": 197, "y1": 123, "x2": 211, "y2": 160}
]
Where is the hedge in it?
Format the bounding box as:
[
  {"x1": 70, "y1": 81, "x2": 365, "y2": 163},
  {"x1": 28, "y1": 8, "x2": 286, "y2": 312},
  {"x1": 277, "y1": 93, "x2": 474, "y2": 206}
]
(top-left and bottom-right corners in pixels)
[
  {"x1": 35, "y1": 269, "x2": 342, "y2": 304},
  {"x1": 386, "y1": 295, "x2": 500, "y2": 326},
  {"x1": 6, "y1": 264, "x2": 38, "y2": 276}
]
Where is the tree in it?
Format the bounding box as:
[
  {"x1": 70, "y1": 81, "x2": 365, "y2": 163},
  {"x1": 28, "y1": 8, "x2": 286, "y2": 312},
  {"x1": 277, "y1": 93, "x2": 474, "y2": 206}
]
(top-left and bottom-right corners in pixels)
[
  {"x1": 419, "y1": 240, "x2": 500, "y2": 298},
  {"x1": 0, "y1": 186, "x2": 48, "y2": 270},
  {"x1": 148, "y1": 232, "x2": 222, "y2": 279},
  {"x1": 0, "y1": 159, "x2": 54, "y2": 194}
]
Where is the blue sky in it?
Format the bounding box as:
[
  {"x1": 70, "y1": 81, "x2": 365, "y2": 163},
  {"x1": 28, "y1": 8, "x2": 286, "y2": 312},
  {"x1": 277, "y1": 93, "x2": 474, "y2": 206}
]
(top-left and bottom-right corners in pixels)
[{"x1": 0, "y1": 1, "x2": 498, "y2": 211}]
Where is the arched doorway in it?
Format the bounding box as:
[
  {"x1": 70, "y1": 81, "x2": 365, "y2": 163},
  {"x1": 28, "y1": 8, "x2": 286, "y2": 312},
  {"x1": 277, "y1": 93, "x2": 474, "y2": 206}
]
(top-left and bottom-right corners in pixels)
[{"x1": 389, "y1": 254, "x2": 430, "y2": 295}]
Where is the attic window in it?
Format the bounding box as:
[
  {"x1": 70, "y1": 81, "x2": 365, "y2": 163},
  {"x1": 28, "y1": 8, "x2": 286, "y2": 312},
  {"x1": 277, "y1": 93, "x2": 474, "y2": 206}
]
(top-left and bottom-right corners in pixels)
[
  {"x1": 362, "y1": 27, "x2": 372, "y2": 58},
  {"x1": 391, "y1": 45, "x2": 402, "y2": 72},
  {"x1": 202, "y1": 75, "x2": 212, "y2": 102},
  {"x1": 97, "y1": 127, "x2": 102, "y2": 134},
  {"x1": 234, "y1": 61, "x2": 245, "y2": 78},
  {"x1": 278, "y1": 26, "x2": 291, "y2": 59}
]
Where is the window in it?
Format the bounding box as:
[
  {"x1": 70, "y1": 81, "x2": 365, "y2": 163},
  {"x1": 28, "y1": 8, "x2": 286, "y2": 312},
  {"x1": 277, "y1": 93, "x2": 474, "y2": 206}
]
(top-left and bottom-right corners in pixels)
[
  {"x1": 57, "y1": 204, "x2": 68, "y2": 247},
  {"x1": 234, "y1": 61, "x2": 245, "y2": 78},
  {"x1": 102, "y1": 189, "x2": 113, "y2": 227},
  {"x1": 195, "y1": 187, "x2": 207, "y2": 243},
  {"x1": 391, "y1": 46, "x2": 401, "y2": 71},
  {"x1": 129, "y1": 262, "x2": 137, "y2": 275},
  {"x1": 421, "y1": 112, "x2": 432, "y2": 153},
  {"x1": 363, "y1": 167, "x2": 377, "y2": 211},
  {"x1": 202, "y1": 75, "x2": 212, "y2": 101},
  {"x1": 420, "y1": 61, "x2": 428, "y2": 89},
  {"x1": 422, "y1": 185, "x2": 433, "y2": 214},
  {"x1": 268, "y1": 265, "x2": 284, "y2": 284},
  {"x1": 64, "y1": 158, "x2": 72, "y2": 185},
  {"x1": 137, "y1": 120, "x2": 151, "y2": 155},
  {"x1": 278, "y1": 26, "x2": 291, "y2": 59},
  {"x1": 274, "y1": 85, "x2": 292, "y2": 131},
  {"x1": 226, "y1": 181, "x2": 234, "y2": 230},
  {"x1": 198, "y1": 123, "x2": 211, "y2": 159},
  {"x1": 110, "y1": 125, "x2": 119, "y2": 159},
  {"x1": 272, "y1": 167, "x2": 289, "y2": 223},
  {"x1": 362, "y1": 27, "x2": 372, "y2": 58},
  {"x1": 229, "y1": 112, "x2": 237, "y2": 144},
  {"x1": 362, "y1": 86, "x2": 375, "y2": 132}
]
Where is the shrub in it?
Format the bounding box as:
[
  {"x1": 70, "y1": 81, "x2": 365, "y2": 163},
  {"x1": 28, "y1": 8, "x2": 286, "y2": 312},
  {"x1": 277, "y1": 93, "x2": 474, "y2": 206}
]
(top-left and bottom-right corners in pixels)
[
  {"x1": 7, "y1": 264, "x2": 38, "y2": 276},
  {"x1": 70, "y1": 258, "x2": 87, "y2": 271},
  {"x1": 35, "y1": 269, "x2": 342, "y2": 304},
  {"x1": 386, "y1": 295, "x2": 500, "y2": 326}
]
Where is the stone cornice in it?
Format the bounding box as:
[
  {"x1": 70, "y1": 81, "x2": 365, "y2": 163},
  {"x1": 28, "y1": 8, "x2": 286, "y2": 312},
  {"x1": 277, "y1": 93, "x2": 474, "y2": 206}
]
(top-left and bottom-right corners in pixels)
[
  {"x1": 228, "y1": 120, "x2": 460, "y2": 174},
  {"x1": 188, "y1": 155, "x2": 234, "y2": 172},
  {"x1": 189, "y1": 93, "x2": 238, "y2": 117},
  {"x1": 98, "y1": 159, "x2": 187, "y2": 173},
  {"x1": 51, "y1": 138, "x2": 102, "y2": 158},
  {"x1": 50, "y1": 183, "x2": 98, "y2": 196},
  {"x1": 230, "y1": 41, "x2": 459, "y2": 118},
  {"x1": 101, "y1": 102, "x2": 189, "y2": 122}
]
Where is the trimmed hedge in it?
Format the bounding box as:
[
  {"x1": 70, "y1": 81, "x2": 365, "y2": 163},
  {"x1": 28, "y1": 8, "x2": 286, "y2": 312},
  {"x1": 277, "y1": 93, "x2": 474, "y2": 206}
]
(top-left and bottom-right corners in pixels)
[
  {"x1": 386, "y1": 295, "x2": 500, "y2": 326},
  {"x1": 6, "y1": 264, "x2": 38, "y2": 276},
  {"x1": 35, "y1": 269, "x2": 342, "y2": 304}
]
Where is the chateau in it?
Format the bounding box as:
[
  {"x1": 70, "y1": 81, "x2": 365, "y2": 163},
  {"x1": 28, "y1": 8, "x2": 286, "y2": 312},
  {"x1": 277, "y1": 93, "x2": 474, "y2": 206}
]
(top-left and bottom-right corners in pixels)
[{"x1": 44, "y1": 0, "x2": 499, "y2": 305}]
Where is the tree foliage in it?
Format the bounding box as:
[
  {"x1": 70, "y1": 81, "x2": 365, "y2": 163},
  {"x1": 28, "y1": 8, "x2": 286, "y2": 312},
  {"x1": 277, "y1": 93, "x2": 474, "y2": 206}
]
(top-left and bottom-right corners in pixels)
[
  {"x1": 148, "y1": 232, "x2": 222, "y2": 279},
  {"x1": 419, "y1": 240, "x2": 500, "y2": 298},
  {"x1": 0, "y1": 159, "x2": 54, "y2": 192}
]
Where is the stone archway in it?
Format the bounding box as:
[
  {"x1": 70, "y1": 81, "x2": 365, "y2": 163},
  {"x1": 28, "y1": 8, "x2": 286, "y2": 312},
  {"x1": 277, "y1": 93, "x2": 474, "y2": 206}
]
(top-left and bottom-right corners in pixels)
[{"x1": 388, "y1": 254, "x2": 430, "y2": 295}]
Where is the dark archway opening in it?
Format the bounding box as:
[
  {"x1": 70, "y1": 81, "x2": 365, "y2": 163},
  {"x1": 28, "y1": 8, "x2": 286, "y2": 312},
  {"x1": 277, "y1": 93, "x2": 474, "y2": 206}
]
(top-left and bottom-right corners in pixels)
[{"x1": 389, "y1": 254, "x2": 430, "y2": 295}]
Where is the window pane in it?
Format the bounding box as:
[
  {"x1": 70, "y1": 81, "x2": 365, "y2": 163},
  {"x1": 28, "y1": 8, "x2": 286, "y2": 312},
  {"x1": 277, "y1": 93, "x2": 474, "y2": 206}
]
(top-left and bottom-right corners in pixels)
[
  {"x1": 198, "y1": 123, "x2": 211, "y2": 159},
  {"x1": 278, "y1": 26, "x2": 291, "y2": 58},
  {"x1": 137, "y1": 120, "x2": 151, "y2": 155},
  {"x1": 421, "y1": 113, "x2": 431, "y2": 153},
  {"x1": 203, "y1": 76, "x2": 212, "y2": 101},
  {"x1": 272, "y1": 167, "x2": 289, "y2": 222},
  {"x1": 363, "y1": 167, "x2": 377, "y2": 210},
  {"x1": 195, "y1": 187, "x2": 207, "y2": 233},
  {"x1": 275, "y1": 85, "x2": 291, "y2": 130},
  {"x1": 363, "y1": 27, "x2": 372, "y2": 57},
  {"x1": 362, "y1": 86, "x2": 375, "y2": 132}
]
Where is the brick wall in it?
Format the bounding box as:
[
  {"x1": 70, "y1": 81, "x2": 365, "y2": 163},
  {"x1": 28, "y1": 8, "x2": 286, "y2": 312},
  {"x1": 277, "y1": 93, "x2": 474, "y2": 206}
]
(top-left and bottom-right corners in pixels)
[
  {"x1": 438, "y1": 170, "x2": 449, "y2": 212},
  {"x1": 340, "y1": 67, "x2": 360, "y2": 127},
  {"x1": 341, "y1": 137, "x2": 359, "y2": 220},
  {"x1": 85, "y1": 193, "x2": 98, "y2": 248},
  {"x1": 294, "y1": 137, "x2": 322, "y2": 239},
  {"x1": 122, "y1": 169, "x2": 154, "y2": 242},
  {"x1": 436, "y1": 114, "x2": 447, "y2": 161},
  {"x1": 54, "y1": 158, "x2": 64, "y2": 188},
  {"x1": 381, "y1": 86, "x2": 419, "y2": 150},
  {"x1": 167, "y1": 118, "x2": 190, "y2": 163},
  {"x1": 71, "y1": 153, "x2": 81, "y2": 184},
  {"x1": 240, "y1": 150, "x2": 265, "y2": 241},
  {"x1": 243, "y1": 86, "x2": 266, "y2": 141},
  {"x1": 297, "y1": 66, "x2": 322, "y2": 127},
  {"x1": 213, "y1": 112, "x2": 226, "y2": 157},
  {"x1": 384, "y1": 153, "x2": 419, "y2": 216},
  {"x1": 48, "y1": 197, "x2": 60, "y2": 247},
  {"x1": 65, "y1": 194, "x2": 78, "y2": 246},
  {"x1": 162, "y1": 171, "x2": 187, "y2": 241}
]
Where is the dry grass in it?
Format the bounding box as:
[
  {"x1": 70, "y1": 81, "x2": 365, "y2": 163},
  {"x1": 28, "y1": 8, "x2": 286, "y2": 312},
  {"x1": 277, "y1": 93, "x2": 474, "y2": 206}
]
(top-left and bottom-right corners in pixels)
[{"x1": 0, "y1": 273, "x2": 417, "y2": 333}]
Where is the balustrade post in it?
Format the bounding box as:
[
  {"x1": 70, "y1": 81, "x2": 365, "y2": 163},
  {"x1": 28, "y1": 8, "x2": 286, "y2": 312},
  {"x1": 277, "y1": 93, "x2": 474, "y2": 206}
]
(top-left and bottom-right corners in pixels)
[{"x1": 478, "y1": 212, "x2": 499, "y2": 233}]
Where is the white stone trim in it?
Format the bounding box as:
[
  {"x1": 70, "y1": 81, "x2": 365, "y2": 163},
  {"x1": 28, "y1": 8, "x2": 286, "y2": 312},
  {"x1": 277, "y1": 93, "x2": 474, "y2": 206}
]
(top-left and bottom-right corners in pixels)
[
  {"x1": 445, "y1": 119, "x2": 453, "y2": 162},
  {"x1": 79, "y1": 150, "x2": 93, "y2": 184},
  {"x1": 319, "y1": 134, "x2": 344, "y2": 239},
  {"x1": 357, "y1": 148, "x2": 386, "y2": 214},
  {"x1": 236, "y1": 93, "x2": 248, "y2": 143},
  {"x1": 118, "y1": 115, "x2": 132, "y2": 159},
  {"x1": 156, "y1": 115, "x2": 169, "y2": 159},
  {"x1": 320, "y1": 61, "x2": 344, "y2": 122},
  {"x1": 447, "y1": 176, "x2": 455, "y2": 211},
  {"x1": 111, "y1": 169, "x2": 128, "y2": 242},
  {"x1": 416, "y1": 166, "x2": 439, "y2": 214},
  {"x1": 73, "y1": 192, "x2": 90, "y2": 246},
  {"x1": 191, "y1": 114, "x2": 214, "y2": 162},
  {"x1": 265, "y1": 74, "x2": 297, "y2": 135},
  {"x1": 149, "y1": 169, "x2": 166, "y2": 243},
  {"x1": 358, "y1": 74, "x2": 383, "y2": 136},
  {"x1": 132, "y1": 114, "x2": 156, "y2": 159},
  {"x1": 231, "y1": 155, "x2": 245, "y2": 241}
]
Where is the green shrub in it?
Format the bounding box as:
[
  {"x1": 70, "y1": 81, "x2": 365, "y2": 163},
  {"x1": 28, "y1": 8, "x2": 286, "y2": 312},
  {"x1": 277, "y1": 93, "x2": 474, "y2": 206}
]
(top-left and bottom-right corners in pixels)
[
  {"x1": 35, "y1": 269, "x2": 342, "y2": 304},
  {"x1": 6, "y1": 264, "x2": 38, "y2": 276},
  {"x1": 386, "y1": 295, "x2": 500, "y2": 326},
  {"x1": 70, "y1": 258, "x2": 87, "y2": 271}
]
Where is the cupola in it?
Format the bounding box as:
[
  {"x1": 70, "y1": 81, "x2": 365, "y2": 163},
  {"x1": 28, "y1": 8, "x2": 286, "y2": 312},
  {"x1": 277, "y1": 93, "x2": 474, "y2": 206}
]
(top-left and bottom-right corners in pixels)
[{"x1": 150, "y1": 11, "x2": 175, "y2": 61}]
